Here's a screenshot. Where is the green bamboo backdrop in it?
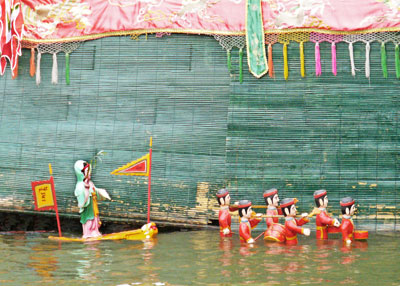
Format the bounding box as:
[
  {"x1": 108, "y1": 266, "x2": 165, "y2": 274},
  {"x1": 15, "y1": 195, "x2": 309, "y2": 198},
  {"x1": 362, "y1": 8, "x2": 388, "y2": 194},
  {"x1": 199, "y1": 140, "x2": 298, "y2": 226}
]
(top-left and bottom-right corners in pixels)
[{"x1": 0, "y1": 34, "x2": 398, "y2": 230}]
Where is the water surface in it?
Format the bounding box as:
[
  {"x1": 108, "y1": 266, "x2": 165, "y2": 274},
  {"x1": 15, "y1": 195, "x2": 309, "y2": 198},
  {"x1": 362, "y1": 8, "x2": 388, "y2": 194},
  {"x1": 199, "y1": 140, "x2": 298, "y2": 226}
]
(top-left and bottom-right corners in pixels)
[{"x1": 0, "y1": 230, "x2": 399, "y2": 285}]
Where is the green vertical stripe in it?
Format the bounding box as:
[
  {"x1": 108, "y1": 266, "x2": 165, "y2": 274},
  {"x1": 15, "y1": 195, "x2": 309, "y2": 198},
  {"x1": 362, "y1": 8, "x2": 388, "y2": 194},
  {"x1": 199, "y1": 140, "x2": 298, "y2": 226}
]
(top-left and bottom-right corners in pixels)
[
  {"x1": 381, "y1": 43, "x2": 388, "y2": 79},
  {"x1": 239, "y1": 48, "x2": 243, "y2": 83},
  {"x1": 227, "y1": 50, "x2": 232, "y2": 73},
  {"x1": 65, "y1": 53, "x2": 70, "y2": 85},
  {"x1": 395, "y1": 45, "x2": 400, "y2": 79},
  {"x1": 245, "y1": 0, "x2": 268, "y2": 78}
]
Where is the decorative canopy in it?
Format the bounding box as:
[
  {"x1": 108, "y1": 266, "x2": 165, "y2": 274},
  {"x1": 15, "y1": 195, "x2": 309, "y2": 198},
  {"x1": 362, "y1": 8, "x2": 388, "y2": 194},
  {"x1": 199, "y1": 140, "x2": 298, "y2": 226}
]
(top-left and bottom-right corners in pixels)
[
  {"x1": 2, "y1": 0, "x2": 400, "y2": 81},
  {"x1": 20, "y1": 0, "x2": 400, "y2": 42}
]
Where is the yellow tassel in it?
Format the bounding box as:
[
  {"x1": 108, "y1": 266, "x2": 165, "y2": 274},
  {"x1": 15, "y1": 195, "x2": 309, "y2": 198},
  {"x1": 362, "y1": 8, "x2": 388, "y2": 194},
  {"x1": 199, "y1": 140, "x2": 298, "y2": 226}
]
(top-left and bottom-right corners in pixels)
[
  {"x1": 300, "y1": 42, "x2": 305, "y2": 78},
  {"x1": 283, "y1": 43, "x2": 288, "y2": 80}
]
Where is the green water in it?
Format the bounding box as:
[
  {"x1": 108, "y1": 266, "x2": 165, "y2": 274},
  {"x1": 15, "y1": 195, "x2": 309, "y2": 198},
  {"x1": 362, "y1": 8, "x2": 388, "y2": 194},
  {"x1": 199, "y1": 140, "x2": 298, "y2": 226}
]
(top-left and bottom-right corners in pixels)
[{"x1": 0, "y1": 230, "x2": 399, "y2": 285}]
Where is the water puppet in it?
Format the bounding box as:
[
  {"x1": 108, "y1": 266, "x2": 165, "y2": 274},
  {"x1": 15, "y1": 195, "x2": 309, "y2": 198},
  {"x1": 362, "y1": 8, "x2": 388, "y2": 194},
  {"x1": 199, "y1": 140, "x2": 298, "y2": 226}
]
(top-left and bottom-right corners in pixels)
[
  {"x1": 216, "y1": 188, "x2": 239, "y2": 237},
  {"x1": 263, "y1": 188, "x2": 282, "y2": 227},
  {"x1": 263, "y1": 188, "x2": 286, "y2": 243},
  {"x1": 48, "y1": 159, "x2": 158, "y2": 242},
  {"x1": 313, "y1": 189, "x2": 340, "y2": 239},
  {"x1": 280, "y1": 198, "x2": 311, "y2": 245},
  {"x1": 340, "y1": 196, "x2": 359, "y2": 245},
  {"x1": 74, "y1": 159, "x2": 111, "y2": 239},
  {"x1": 238, "y1": 200, "x2": 262, "y2": 244}
]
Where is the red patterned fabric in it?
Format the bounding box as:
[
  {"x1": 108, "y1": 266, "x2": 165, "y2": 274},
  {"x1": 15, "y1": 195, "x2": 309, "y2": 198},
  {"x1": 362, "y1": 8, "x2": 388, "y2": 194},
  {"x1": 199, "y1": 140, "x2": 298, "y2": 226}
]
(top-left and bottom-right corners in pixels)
[
  {"x1": 265, "y1": 207, "x2": 279, "y2": 228},
  {"x1": 0, "y1": 0, "x2": 23, "y2": 76},
  {"x1": 20, "y1": 0, "x2": 400, "y2": 43}
]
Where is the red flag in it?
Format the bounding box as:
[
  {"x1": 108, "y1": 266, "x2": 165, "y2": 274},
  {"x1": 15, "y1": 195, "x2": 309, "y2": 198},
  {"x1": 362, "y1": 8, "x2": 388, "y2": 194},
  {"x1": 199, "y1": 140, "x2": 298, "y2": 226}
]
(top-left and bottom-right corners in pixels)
[
  {"x1": 0, "y1": 0, "x2": 24, "y2": 76},
  {"x1": 111, "y1": 153, "x2": 150, "y2": 176}
]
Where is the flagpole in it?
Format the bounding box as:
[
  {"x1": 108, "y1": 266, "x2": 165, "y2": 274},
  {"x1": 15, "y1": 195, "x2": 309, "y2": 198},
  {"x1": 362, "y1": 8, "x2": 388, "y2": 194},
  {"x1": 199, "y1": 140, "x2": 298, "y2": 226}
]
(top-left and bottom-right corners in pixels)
[
  {"x1": 147, "y1": 137, "x2": 153, "y2": 223},
  {"x1": 49, "y1": 164, "x2": 62, "y2": 237}
]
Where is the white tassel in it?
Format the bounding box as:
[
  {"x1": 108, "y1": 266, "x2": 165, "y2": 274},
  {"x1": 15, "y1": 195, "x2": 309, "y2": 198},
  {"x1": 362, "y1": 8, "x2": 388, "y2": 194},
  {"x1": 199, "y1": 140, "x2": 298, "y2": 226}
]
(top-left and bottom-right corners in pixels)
[
  {"x1": 36, "y1": 52, "x2": 41, "y2": 85},
  {"x1": 365, "y1": 42, "x2": 370, "y2": 79},
  {"x1": 349, "y1": 42, "x2": 356, "y2": 77},
  {"x1": 52, "y1": 53, "x2": 58, "y2": 84}
]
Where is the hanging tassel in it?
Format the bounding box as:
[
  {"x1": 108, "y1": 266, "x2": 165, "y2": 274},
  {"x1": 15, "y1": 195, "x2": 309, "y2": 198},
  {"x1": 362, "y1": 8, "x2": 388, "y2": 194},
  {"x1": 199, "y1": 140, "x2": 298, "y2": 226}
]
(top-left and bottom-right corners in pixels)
[
  {"x1": 331, "y1": 42, "x2": 337, "y2": 76},
  {"x1": 283, "y1": 43, "x2": 288, "y2": 80},
  {"x1": 349, "y1": 42, "x2": 356, "y2": 76},
  {"x1": 395, "y1": 44, "x2": 400, "y2": 79},
  {"x1": 268, "y1": 44, "x2": 274, "y2": 78},
  {"x1": 239, "y1": 47, "x2": 243, "y2": 83},
  {"x1": 12, "y1": 58, "x2": 18, "y2": 79},
  {"x1": 36, "y1": 52, "x2": 41, "y2": 85},
  {"x1": 52, "y1": 53, "x2": 58, "y2": 84},
  {"x1": 30, "y1": 48, "x2": 36, "y2": 77},
  {"x1": 315, "y1": 42, "x2": 321, "y2": 77},
  {"x1": 227, "y1": 50, "x2": 232, "y2": 73},
  {"x1": 65, "y1": 53, "x2": 70, "y2": 85},
  {"x1": 365, "y1": 42, "x2": 370, "y2": 79},
  {"x1": 381, "y1": 42, "x2": 388, "y2": 79},
  {"x1": 300, "y1": 41, "x2": 305, "y2": 77}
]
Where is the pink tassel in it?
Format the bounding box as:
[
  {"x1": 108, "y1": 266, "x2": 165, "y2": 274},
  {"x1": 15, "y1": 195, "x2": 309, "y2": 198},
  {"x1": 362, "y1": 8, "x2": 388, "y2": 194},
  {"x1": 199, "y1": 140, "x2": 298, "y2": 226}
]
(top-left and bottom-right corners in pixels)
[
  {"x1": 331, "y1": 42, "x2": 337, "y2": 76},
  {"x1": 315, "y1": 42, "x2": 321, "y2": 77}
]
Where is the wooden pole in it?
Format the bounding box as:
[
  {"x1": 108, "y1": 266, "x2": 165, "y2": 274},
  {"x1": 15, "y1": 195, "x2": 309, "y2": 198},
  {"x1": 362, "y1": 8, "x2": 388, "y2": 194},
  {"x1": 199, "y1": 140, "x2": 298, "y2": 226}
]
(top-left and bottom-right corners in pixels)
[
  {"x1": 49, "y1": 164, "x2": 62, "y2": 237},
  {"x1": 147, "y1": 137, "x2": 153, "y2": 224},
  {"x1": 254, "y1": 231, "x2": 265, "y2": 241}
]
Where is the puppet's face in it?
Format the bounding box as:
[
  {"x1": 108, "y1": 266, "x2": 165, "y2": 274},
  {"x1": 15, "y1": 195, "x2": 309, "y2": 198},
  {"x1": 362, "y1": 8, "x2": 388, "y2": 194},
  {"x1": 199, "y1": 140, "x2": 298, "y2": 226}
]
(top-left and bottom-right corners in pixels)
[
  {"x1": 243, "y1": 206, "x2": 252, "y2": 219},
  {"x1": 224, "y1": 194, "x2": 231, "y2": 206},
  {"x1": 289, "y1": 204, "x2": 297, "y2": 217},
  {"x1": 322, "y1": 196, "x2": 329, "y2": 208},
  {"x1": 349, "y1": 204, "x2": 356, "y2": 216},
  {"x1": 82, "y1": 162, "x2": 91, "y2": 180},
  {"x1": 272, "y1": 194, "x2": 280, "y2": 207}
]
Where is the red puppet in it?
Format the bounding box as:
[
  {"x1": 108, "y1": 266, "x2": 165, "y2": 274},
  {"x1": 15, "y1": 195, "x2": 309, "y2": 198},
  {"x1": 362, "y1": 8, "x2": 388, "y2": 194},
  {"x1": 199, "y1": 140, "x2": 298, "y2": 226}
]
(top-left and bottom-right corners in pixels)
[
  {"x1": 340, "y1": 197, "x2": 356, "y2": 245},
  {"x1": 313, "y1": 189, "x2": 340, "y2": 239},
  {"x1": 238, "y1": 200, "x2": 262, "y2": 244},
  {"x1": 263, "y1": 188, "x2": 286, "y2": 243},
  {"x1": 216, "y1": 188, "x2": 239, "y2": 237},
  {"x1": 280, "y1": 198, "x2": 310, "y2": 245},
  {"x1": 263, "y1": 188, "x2": 282, "y2": 228}
]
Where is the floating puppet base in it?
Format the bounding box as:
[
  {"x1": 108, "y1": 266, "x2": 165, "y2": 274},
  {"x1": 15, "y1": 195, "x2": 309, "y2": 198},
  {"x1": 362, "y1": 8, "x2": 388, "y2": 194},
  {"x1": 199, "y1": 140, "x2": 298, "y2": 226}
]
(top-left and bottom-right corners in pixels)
[
  {"x1": 354, "y1": 230, "x2": 368, "y2": 240},
  {"x1": 264, "y1": 223, "x2": 286, "y2": 243},
  {"x1": 49, "y1": 222, "x2": 158, "y2": 242}
]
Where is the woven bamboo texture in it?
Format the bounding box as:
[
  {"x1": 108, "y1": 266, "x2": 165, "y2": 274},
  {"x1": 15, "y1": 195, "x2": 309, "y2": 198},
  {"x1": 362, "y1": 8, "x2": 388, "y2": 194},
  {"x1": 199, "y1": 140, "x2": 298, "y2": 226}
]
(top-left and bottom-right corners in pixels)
[{"x1": 0, "y1": 34, "x2": 398, "y2": 230}]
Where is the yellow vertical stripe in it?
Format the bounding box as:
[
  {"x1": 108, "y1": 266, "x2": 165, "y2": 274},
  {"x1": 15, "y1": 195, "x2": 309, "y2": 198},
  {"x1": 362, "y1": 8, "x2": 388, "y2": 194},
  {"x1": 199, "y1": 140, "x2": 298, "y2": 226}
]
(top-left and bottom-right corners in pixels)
[{"x1": 283, "y1": 43, "x2": 288, "y2": 80}]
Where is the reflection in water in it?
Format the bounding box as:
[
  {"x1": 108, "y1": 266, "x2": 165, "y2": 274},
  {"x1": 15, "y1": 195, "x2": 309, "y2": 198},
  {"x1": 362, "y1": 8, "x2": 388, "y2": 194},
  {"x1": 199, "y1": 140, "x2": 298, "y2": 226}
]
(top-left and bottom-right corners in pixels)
[
  {"x1": 28, "y1": 244, "x2": 59, "y2": 282},
  {"x1": 0, "y1": 231, "x2": 397, "y2": 285},
  {"x1": 139, "y1": 239, "x2": 159, "y2": 283},
  {"x1": 218, "y1": 238, "x2": 234, "y2": 279},
  {"x1": 73, "y1": 241, "x2": 104, "y2": 281}
]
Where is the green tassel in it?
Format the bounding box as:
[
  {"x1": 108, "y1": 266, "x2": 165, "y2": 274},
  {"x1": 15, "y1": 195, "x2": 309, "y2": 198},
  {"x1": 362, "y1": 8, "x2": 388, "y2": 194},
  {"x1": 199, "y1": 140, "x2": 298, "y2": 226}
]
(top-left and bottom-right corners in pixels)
[
  {"x1": 239, "y1": 48, "x2": 243, "y2": 84},
  {"x1": 381, "y1": 42, "x2": 388, "y2": 79},
  {"x1": 395, "y1": 45, "x2": 400, "y2": 79},
  {"x1": 65, "y1": 53, "x2": 70, "y2": 85},
  {"x1": 227, "y1": 50, "x2": 232, "y2": 73}
]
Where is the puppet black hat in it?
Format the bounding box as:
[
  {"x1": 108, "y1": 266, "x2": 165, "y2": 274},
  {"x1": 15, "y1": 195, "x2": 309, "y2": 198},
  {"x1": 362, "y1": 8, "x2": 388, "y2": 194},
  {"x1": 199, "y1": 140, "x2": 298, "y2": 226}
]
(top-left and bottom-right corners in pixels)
[
  {"x1": 314, "y1": 189, "x2": 327, "y2": 199},
  {"x1": 340, "y1": 197, "x2": 355, "y2": 207},
  {"x1": 216, "y1": 188, "x2": 229, "y2": 198},
  {"x1": 263, "y1": 188, "x2": 278, "y2": 198}
]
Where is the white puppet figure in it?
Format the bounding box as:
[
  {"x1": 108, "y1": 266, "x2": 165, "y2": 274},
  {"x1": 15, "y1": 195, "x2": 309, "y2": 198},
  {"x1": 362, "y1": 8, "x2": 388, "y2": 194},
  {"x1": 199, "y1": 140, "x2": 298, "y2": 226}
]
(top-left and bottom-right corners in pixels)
[{"x1": 74, "y1": 160, "x2": 111, "y2": 239}]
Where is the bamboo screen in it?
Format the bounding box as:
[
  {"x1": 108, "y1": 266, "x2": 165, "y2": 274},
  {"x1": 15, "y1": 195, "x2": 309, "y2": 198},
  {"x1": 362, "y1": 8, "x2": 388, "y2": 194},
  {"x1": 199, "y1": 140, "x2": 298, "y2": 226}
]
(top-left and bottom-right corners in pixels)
[{"x1": 0, "y1": 34, "x2": 398, "y2": 230}]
